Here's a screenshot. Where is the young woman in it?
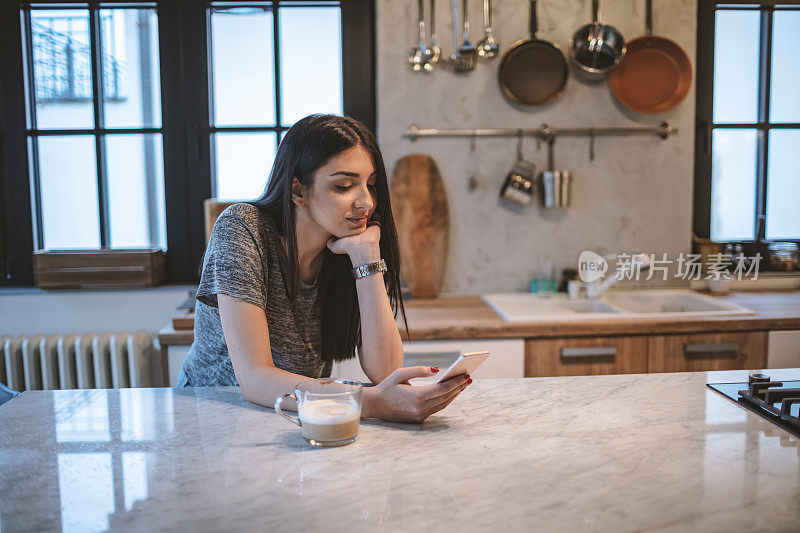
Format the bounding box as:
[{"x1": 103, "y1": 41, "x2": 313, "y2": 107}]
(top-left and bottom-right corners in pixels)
[{"x1": 177, "y1": 114, "x2": 471, "y2": 423}]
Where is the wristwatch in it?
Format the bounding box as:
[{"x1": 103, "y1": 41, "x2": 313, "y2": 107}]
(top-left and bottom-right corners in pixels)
[{"x1": 351, "y1": 259, "x2": 387, "y2": 279}]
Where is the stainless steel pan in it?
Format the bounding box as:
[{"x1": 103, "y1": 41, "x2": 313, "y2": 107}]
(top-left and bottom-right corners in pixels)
[{"x1": 569, "y1": 0, "x2": 626, "y2": 80}]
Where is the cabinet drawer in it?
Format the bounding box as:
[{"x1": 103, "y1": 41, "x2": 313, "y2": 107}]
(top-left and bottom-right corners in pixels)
[
  {"x1": 526, "y1": 336, "x2": 647, "y2": 377},
  {"x1": 333, "y1": 338, "x2": 525, "y2": 382},
  {"x1": 647, "y1": 331, "x2": 767, "y2": 373}
]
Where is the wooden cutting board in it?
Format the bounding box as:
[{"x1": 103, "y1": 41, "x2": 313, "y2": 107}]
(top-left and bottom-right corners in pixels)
[{"x1": 389, "y1": 154, "x2": 449, "y2": 298}]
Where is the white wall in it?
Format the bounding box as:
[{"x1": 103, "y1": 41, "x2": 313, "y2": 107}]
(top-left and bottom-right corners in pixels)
[{"x1": 0, "y1": 286, "x2": 193, "y2": 336}]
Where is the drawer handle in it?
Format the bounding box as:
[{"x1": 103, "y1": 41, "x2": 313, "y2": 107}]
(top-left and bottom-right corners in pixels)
[
  {"x1": 683, "y1": 342, "x2": 739, "y2": 357},
  {"x1": 561, "y1": 346, "x2": 617, "y2": 359}
]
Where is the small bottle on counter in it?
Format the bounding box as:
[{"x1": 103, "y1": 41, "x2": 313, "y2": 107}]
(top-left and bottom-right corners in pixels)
[{"x1": 536, "y1": 257, "x2": 557, "y2": 298}]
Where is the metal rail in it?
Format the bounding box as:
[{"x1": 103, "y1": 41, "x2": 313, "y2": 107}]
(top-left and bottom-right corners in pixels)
[{"x1": 403, "y1": 121, "x2": 675, "y2": 141}]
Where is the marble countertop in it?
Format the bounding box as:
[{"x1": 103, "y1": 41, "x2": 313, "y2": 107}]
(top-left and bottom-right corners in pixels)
[{"x1": 1, "y1": 369, "x2": 799, "y2": 532}]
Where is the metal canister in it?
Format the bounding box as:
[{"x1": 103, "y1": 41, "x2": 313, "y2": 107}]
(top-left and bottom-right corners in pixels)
[
  {"x1": 499, "y1": 160, "x2": 536, "y2": 205},
  {"x1": 768, "y1": 242, "x2": 799, "y2": 271},
  {"x1": 541, "y1": 170, "x2": 571, "y2": 208}
]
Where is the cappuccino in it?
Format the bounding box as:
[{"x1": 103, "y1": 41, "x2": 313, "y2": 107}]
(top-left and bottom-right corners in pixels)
[{"x1": 298, "y1": 398, "x2": 361, "y2": 443}]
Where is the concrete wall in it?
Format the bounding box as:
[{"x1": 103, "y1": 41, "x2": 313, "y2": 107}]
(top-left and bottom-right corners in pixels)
[{"x1": 376, "y1": 0, "x2": 697, "y2": 294}]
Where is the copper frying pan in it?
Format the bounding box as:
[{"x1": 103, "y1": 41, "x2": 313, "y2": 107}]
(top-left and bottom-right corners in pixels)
[{"x1": 608, "y1": 0, "x2": 692, "y2": 114}]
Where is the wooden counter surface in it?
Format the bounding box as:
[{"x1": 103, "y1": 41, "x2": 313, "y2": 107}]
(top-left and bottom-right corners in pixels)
[{"x1": 159, "y1": 290, "x2": 800, "y2": 346}]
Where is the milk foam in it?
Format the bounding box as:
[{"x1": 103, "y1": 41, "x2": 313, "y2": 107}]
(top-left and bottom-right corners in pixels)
[{"x1": 299, "y1": 399, "x2": 360, "y2": 425}]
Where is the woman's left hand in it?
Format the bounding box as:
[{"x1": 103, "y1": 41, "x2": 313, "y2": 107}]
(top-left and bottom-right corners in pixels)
[{"x1": 327, "y1": 219, "x2": 381, "y2": 261}]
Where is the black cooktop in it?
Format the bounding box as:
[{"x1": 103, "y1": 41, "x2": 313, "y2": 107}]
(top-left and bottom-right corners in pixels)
[{"x1": 707, "y1": 374, "x2": 800, "y2": 437}]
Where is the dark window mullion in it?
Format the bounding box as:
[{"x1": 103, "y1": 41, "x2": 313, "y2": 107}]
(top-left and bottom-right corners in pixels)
[
  {"x1": 711, "y1": 122, "x2": 800, "y2": 128},
  {"x1": 206, "y1": 3, "x2": 217, "y2": 197},
  {"x1": 22, "y1": 7, "x2": 44, "y2": 249},
  {"x1": 89, "y1": 5, "x2": 110, "y2": 247},
  {"x1": 273, "y1": 0, "x2": 282, "y2": 142},
  {"x1": 755, "y1": 5, "x2": 774, "y2": 242},
  {"x1": 31, "y1": 127, "x2": 163, "y2": 135}
]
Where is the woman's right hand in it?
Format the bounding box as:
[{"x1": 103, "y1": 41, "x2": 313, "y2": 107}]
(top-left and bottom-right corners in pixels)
[{"x1": 362, "y1": 366, "x2": 472, "y2": 423}]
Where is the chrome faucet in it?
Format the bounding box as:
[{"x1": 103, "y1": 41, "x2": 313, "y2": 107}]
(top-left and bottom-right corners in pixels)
[{"x1": 580, "y1": 253, "x2": 652, "y2": 300}]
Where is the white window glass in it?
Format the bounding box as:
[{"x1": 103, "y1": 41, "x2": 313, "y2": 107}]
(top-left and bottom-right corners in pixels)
[
  {"x1": 214, "y1": 132, "x2": 277, "y2": 200},
  {"x1": 57, "y1": 453, "x2": 114, "y2": 532},
  {"x1": 211, "y1": 7, "x2": 275, "y2": 126},
  {"x1": 279, "y1": 7, "x2": 342, "y2": 125},
  {"x1": 122, "y1": 452, "x2": 150, "y2": 511},
  {"x1": 54, "y1": 390, "x2": 110, "y2": 442},
  {"x1": 765, "y1": 130, "x2": 800, "y2": 239},
  {"x1": 713, "y1": 10, "x2": 760, "y2": 124},
  {"x1": 38, "y1": 136, "x2": 100, "y2": 249},
  {"x1": 710, "y1": 129, "x2": 757, "y2": 241},
  {"x1": 106, "y1": 134, "x2": 166, "y2": 249},
  {"x1": 100, "y1": 9, "x2": 162, "y2": 129},
  {"x1": 31, "y1": 9, "x2": 94, "y2": 129},
  {"x1": 769, "y1": 10, "x2": 800, "y2": 123}
]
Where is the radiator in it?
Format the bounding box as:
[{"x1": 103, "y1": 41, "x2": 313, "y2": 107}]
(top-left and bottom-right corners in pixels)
[{"x1": 1, "y1": 331, "x2": 160, "y2": 391}]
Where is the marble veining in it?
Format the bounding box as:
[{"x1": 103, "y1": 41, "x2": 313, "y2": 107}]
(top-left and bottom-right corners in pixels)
[{"x1": 1, "y1": 370, "x2": 799, "y2": 532}]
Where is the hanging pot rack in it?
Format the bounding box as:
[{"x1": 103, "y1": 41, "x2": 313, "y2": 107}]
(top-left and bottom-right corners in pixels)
[{"x1": 403, "y1": 121, "x2": 675, "y2": 141}]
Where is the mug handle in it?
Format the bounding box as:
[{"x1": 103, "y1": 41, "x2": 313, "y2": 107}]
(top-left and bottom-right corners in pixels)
[{"x1": 274, "y1": 393, "x2": 301, "y2": 427}]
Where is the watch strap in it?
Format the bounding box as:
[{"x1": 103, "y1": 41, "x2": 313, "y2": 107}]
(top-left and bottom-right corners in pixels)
[{"x1": 351, "y1": 259, "x2": 387, "y2": 279}]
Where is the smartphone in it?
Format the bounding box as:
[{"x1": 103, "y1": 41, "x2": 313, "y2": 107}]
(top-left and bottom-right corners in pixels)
[{"x1": 434, "y1": 351, "x2": 490, "y2": 384}]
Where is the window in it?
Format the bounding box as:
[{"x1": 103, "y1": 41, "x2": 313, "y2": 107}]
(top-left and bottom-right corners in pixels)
[
  {"x1": 0, "y1": 0, "x2": 375, "y2": 285},
  {"x1": 23, "y1": 5, "x2": 165, "y2": 250},
  {"x1": 695, "y1": 1, "x2": 800, "y2": 244},
  {"x1": 208, "y1": 2, "x2": 343, "y2": 200}
]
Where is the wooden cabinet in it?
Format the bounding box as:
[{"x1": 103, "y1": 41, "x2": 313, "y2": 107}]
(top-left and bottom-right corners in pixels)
[
  {"x1": 526, "y1": 336, "x2": 648, "y2": 377},
  {"x1": 647, "y1": 331, "x2": 767, "y2": 373},
  {"x1": 332, "y1": 338, "x2": 526, "y2": 382}
]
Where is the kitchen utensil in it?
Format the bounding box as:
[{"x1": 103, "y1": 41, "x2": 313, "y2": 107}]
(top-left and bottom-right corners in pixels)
[
  {"x1": 390, "y1": 155, "x2": 450, "y2": 298},
  {"x1": 467, "y1": 130, "x2": 480, "y2": 191},
  {"x1": 768, "y1": 242, "x2": 799, "y2": 271},
  {"x1": 476, "y1": 0, "x2": 500, "y2": 59},
  {"x1": 499, "y1": 132, "x2": 536, "y2": 206},
  {"x1": 569, "y1": 0, "x2": 626, "y2": 80},
  {"x1": 540, "y1": 136, "x2": 571, "y2": 208},
  {"x1": 608, "y1": 0, "x2": 692, "y2": 113},
  {"x1": 498, "y1": 0, "x2": 568, "y2": 106},
  {"x1": 449, "y1": 0, "x2": 461, "y2": 62},
  {"x1": 456, "y1": 0, "x2": 477, "y2": 72},
  {"x1": 410, "y1": 0, "x2": 433, "y2": 71},
  {"x1": 429, "y1": 0, "x2": 441, "y2": 65}
]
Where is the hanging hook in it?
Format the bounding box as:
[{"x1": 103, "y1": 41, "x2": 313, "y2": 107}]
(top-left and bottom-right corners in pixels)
[
  {"x1": 516, "y1": 129, "x2": 524, "y2": 161},
  {"x1": 468, "y1": 130, "x2": 479, "y2": 191},
  {"x1": 589, "y1": 128, "x2": 596, "y2": 161}
]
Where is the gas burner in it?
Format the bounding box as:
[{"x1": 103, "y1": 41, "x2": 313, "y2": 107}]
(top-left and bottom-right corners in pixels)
[{"x1": 708, "y1": 374, "x2": 800, "y2": 437}]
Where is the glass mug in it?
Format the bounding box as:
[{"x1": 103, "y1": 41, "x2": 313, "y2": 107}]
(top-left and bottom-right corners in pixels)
[{"x1": 274, "y1": 378, "x2": 364, "y2": 447}]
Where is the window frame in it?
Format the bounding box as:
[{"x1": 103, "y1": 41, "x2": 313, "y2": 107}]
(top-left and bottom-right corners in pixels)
[
  {"x1": 0, "y1": 0, "x2": 375, "y2": 286},
  {"x1": 694, "y1": 0, "x2": 800, "y2": 248}
]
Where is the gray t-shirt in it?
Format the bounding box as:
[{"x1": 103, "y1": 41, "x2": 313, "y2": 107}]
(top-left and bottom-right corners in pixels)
[{"x1": 180, "y1": 203, "x2": 331, "y2": 386}]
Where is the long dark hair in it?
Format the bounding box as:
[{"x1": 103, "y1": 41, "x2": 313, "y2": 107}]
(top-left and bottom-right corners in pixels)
[{"x1": 251, "y1": 114, "x2": 408, "y2": 363}]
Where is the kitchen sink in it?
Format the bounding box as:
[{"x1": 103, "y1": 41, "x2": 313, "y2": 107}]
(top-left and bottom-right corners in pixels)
[
  {"x1": 482, "y1": 289, "x2": 754, "y2": 323},
  {"x1": 564, "y1": 301, "x2": 618, "y2": 314},
  {"x1": 602, "y1": 290, "x2": 745, "y2": 315}
]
